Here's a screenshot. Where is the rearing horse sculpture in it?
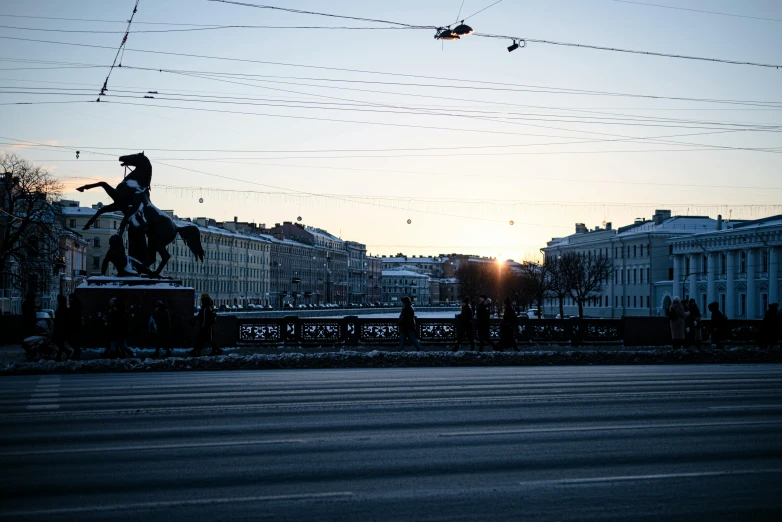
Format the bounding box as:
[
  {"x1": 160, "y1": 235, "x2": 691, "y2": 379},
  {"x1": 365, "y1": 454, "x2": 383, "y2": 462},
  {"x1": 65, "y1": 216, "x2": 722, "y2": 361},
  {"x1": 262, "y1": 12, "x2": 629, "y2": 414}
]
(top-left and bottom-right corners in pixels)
[{"x1": 77, "y1": 152, "x2": 204, "y2": 276}]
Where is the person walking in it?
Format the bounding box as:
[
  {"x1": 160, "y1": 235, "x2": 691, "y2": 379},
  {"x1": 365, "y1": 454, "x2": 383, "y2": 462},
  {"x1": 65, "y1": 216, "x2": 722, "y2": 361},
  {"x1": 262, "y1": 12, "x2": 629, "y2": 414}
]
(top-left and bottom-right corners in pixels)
[
  {"x1": 476, "y1": 295, "x2": 497, "y2": 352},
  {"x1": 452, "y1": 297, "x2": 475, "y2": 351},
  {"x1": 761, "y1": 303, "x2": 779, "y2": 349},
  {"x1": 67, "y1": 293, "x2": 84, "y2": 360},
  {"x1": 708, "y1": 301, "x2": 729, "y2": 349},
  {"x1": 22, "y1": 290, "x2": 37, "y2": 339},
  {"x1": 191, "y1": 293, "x2": 222, "y2": 357},
  {"x1": 667, "y1": 296, "x2": 686, "y2": 349},
  {"x1": 498, "y1": 297, "x2": 520, "y2": 352},
  {"x1": 107, "y1": 298, "x2": 134, "y2": 358},
  {"x1": 53, "y1": 295, "x2": 73, "y2": 361},
  {"x1": 151, "y1": 300, "x2": 172, "y2": 358},
  {"x1": 397, "y1": 296, "x2": 423, "y2": 352},
  {"x1": 686, "y1": 298, "x2": 702, "y2": 349}
]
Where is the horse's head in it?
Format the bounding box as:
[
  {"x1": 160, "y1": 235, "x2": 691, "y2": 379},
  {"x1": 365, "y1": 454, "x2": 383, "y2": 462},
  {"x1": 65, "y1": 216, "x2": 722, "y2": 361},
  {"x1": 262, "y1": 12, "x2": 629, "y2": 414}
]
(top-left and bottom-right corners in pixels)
[
  {"x1": 119, "y1": 151, "x2": 149, "y2": 168},
  {"x1": 119, "y1": 152, "x2": 152, "y2": 187}
]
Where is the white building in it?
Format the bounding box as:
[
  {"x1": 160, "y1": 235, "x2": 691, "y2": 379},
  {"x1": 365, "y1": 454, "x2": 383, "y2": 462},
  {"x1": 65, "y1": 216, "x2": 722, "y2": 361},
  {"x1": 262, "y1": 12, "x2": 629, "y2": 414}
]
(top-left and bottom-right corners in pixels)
[
  {"x1": 667, "y1": 215, "x2": 782, "y2": 319},
  {"x1": 381, "y1": 267, "x2": 431, "y2": 305},
  {"x1": 542, "y1": 210, "x2": 719, "y2": 318}
]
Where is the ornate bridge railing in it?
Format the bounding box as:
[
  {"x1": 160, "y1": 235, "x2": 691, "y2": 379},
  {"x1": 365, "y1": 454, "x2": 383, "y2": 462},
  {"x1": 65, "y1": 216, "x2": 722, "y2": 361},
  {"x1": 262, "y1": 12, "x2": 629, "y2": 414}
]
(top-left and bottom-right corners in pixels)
[{"x1": 236, "y1": 316, "x2": 629, "y2": 346}]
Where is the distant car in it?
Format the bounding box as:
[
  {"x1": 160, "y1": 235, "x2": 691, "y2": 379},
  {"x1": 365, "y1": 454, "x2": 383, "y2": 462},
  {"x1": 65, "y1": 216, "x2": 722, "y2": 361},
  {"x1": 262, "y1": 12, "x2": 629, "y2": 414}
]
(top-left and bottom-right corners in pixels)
[
  {"x1": 264, "y1": 305, "x2": 273, "y2": 310},
  {"x1": 35, "y1": 311, "x2": 51, "y2": 320},
  {"x1": 526, "y1": 309, "x2": 540, "y2": 319}
]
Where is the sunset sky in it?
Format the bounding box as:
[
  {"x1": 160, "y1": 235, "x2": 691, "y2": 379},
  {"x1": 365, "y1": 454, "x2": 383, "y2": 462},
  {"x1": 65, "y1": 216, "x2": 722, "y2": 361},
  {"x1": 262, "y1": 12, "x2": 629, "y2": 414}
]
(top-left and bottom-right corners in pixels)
[{"x1": 2, "y1": 0, "x2": 781, "y2": 261}]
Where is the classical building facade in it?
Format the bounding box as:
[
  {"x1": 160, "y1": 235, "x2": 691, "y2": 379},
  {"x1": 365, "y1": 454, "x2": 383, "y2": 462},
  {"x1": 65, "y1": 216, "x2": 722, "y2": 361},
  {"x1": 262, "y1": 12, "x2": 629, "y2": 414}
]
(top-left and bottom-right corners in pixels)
[
  {"x1": 382, "y1": 267, "x2": 431, "y2": 305},
  {"x1": 366, "y1": 256, "x2": 383, "y2": 304},
  {"x1": 667, "y1": 215, "x2": 782, "y2": 319},
  {"x1": 60, "y1": 201, "x2": 125, "y2": 277},
  {"x1": 542, "y1": 210, "x2": 719, "y2": 318},
  {"x1": 381, "y1": 255, "x2": 453, "y2": 278},
  {"x1": 346, "y1": 241, "x2": 367, "y2": 305},
  {"x1": 56, "y1": 230, "x2": 89, "y2": 297}
]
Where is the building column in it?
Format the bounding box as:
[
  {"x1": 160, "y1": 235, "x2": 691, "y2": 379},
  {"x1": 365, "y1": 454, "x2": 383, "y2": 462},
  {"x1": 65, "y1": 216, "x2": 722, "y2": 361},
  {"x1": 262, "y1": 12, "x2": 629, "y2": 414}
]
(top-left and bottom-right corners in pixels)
[
  {"x1": 707, "y1": 252, "x2": 716, "y2": 308},
  {"x1": 726, "y1": 250, "x2": 735, "y2": 317},
  {"x1": 770, "y1": 247, "x2": 779, "y2": 307},
  {"x1": 672, "y1": 254, "x2": 682, "y2": 299},
  {"x1": 746, "y1": 248, "x2": 756, "y2": 318},
  {"x1": 689, "y1": 253, "x2": 699, "y2": 301}
]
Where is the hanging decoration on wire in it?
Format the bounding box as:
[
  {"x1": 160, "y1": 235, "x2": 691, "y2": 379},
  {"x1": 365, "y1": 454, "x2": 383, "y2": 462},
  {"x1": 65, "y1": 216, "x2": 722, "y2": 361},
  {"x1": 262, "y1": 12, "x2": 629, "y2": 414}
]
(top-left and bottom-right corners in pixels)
[
  {"x1": 198, "y1": 197, "x2": 204, "y2": 203},
  {"x1": 297, "y1": 216, "x2": 302, "y2": 222},
  {"x1": 509, "y1": 220, "x2": 514, "y2": 226},
  {"x1": 407, "y1": 218, "x2": 412, "y2": 224}
]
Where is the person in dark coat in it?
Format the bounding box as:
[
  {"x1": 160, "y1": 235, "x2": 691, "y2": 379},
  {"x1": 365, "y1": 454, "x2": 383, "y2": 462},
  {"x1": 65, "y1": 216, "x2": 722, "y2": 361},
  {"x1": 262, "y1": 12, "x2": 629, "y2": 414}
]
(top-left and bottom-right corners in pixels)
[
  {"x1": 22, "y1": 291, "x2": 37, "y2": 338},
  {"x1": 761, "y1": 303, "x2": 779, "y2": 349},
  {"x1": 498, "y1": 297, "x2": 520, "y2": 352},
  {"x1": 397, "y1": 296, "x2": 423, "y2": 352},
  {"x1": 53, "y1": 294, "x2": 73, "y2": 361},
  {"x1": 151, "y1": 300, "x2": 172, "y2": 358},
  {"x1": 191, "y1": 293, "x2": 222, "y2": 357},
  {"x1": 67, "y1": 293, "x2": 83, "y2": 360},
  {"x1": 668, "y1": 296, "x2": 686, "y2": 349},
  {"x1": 107, "y1": 298, "x2": 134, "y2": 358},
  {"x1": 476, "y1": 295, "x2": 497, "y2": 352},
  {"x1": 452, "y1": 297, "x2": 475, "y2": 351},
  {"x1": 685, "y1": 298, "x2": 702, "y2": 349},
  {"x1": 708, "y1": 301, "x2": 729, "y2": 349}
]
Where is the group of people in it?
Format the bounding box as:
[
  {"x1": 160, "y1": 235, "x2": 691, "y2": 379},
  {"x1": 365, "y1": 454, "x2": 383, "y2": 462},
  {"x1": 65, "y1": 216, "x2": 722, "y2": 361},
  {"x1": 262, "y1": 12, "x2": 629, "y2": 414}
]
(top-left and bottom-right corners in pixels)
[
  {"x1": 668, "y1": 297, "x2": 782, "y2": 349},
  {"x1": 21, "y1": 292, "x2": 223, "y2": 360},
  {"x1": 396, "y1": 294, "x2": 521, "y2": 352}
]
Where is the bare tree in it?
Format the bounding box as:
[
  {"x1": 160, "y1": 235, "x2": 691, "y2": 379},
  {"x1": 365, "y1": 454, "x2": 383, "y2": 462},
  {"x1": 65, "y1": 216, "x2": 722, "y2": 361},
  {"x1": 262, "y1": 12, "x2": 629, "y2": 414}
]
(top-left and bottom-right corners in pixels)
[
  {"x1": 521, "y1": 260, "x2": 550, "y2": 318},
  {"x1": 0, "y1": 153, "x2": 64, "y2": 296},
  {"x1": 546, "y1": 256, "x2": 570, "y2": 319},
  {"x1": 561, "y1": 251, "x2": 612, "y2": 319}
]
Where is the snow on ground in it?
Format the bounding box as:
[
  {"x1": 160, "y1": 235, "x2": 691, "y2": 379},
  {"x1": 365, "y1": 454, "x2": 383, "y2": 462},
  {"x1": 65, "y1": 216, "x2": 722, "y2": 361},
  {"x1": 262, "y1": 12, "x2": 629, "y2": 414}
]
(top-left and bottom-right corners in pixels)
[{"x1": 322, "y1": 312, "x2": 460, "y2": 319}]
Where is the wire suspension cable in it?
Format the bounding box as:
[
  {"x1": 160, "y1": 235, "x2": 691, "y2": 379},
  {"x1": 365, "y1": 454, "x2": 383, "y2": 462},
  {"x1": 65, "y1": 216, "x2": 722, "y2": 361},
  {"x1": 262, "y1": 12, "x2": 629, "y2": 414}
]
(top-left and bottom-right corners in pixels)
[{"x1": 97, "y1": 0, "x2": 140, "y2": 102}]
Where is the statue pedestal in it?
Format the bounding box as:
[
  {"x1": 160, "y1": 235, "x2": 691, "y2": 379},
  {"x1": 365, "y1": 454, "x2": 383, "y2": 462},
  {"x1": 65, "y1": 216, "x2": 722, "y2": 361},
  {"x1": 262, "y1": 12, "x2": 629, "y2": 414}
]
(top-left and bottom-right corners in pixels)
[{"x1": 75, "y1": 277, "x2": 195, "y2": 348}]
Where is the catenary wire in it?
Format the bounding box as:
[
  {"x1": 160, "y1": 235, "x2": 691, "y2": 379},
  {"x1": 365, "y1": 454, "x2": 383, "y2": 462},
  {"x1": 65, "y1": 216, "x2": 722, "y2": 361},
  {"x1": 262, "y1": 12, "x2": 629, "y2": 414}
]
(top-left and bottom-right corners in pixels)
[
  {"x1": 609, "y1": 0, "x2": 782, "y2": 23},
  {"x1": 96, "y1": 0, "x2": 140, "y2": 102},
  {"x1": 0, "y1": 24, "x2": 426, "y2": 33}
]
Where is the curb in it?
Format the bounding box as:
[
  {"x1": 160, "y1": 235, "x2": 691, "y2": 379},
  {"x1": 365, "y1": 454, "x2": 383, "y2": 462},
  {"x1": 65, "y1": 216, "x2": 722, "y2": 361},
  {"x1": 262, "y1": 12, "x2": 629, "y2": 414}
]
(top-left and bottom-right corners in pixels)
[{"x1": 2, "y1": 347, "x2": 781, "y2": 375}]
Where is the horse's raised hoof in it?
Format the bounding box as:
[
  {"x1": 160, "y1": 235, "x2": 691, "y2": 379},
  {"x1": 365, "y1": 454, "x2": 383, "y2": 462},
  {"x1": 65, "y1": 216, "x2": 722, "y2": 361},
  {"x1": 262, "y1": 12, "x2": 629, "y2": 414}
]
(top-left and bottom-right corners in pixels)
[
  {"x1": 82, "y1": 225, "x2": 91, "y2": 231},
  {"x1": 76, "y1": 186, "x2": 86, "y2": 192}
]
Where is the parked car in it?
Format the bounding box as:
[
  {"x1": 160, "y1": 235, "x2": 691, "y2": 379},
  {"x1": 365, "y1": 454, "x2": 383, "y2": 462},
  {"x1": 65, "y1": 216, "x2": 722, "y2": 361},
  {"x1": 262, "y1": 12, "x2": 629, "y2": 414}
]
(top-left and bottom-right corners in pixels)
[{"x1": 526, "y1": 309, "x2": 541, "y2": 319}]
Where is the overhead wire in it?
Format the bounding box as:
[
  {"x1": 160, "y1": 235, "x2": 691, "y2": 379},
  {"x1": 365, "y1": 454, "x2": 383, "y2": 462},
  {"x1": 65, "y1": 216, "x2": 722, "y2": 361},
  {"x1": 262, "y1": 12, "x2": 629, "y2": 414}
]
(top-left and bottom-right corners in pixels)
[
  {"x1": 0, "y1": 24, "x2": 426, "y2": 34},
  {"x1": 609, "y1": 0, "x2": 782, "y2": 23},
  {"x1": 96, "y1": 0, "x2": 140, "y2": 102}
]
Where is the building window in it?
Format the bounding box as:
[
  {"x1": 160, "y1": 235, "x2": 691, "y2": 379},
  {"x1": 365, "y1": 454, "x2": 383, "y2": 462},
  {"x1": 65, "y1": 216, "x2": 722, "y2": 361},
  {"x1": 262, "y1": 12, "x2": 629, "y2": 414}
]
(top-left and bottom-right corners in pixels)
[
  {"x1": 92, "y1": 256, "x2": 100, "y2": 269},
  {"x1": 93, "y1": 237, "x2": 100, "y2": 248},
  {"x1": 640, "y1": 245, "x2": 644, "y2": 257},
  {"x1": 69, "y1": 219, "x2": 76, "y2": 228},
  {"x1": 762, "y1": 250, "x2": 769, "y2": 273},
  {"x1": 646, "y1": 296, "x2": 650, "y2": 308},
  {"x1": 605, "y1": 296, "x2": 608, "y2": 307},
  {"x1": 633, "y1": 269, "x2": 637, "y2": 284},
  {"x1": 633, "y1": 296, "x2": 637, "y2": 307},
  {"x1": 740, "y1": 251, "x2": 747, "y2": 274},
  {"x1": 615, "y1": 296, "x2": 618, "y2": 307},
  {"x1": 668, "y1": 268, "x2": 674, "y2": 280},
  {"x1": 640, "y1": 269, "x2": 644, "y2": 285},
  {"x1": 739, "y1": 293, "x2": 746, "y2": 316},
  {"x1": 702, "y1": 256, "x2": 708, "y2": 275},
  {"x1": 762, "y1": 293, "x2": 769, "y2": 313},
  {"x1": 633, "y1": 245, "x2": 637, "y2": 257},
  {"x1": 721, "y1": 254, "x2": 726, "y2": 275},
  {"x1": 720, "y1": 294, "x2": 726, "y2": 314}
]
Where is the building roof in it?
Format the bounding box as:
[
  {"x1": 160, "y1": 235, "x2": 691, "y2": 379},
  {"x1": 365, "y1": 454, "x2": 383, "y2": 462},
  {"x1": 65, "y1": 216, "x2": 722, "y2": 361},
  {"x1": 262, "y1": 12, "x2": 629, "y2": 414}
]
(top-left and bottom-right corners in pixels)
[
  {"x1": 383, "y1": 256, "x2": 448, "y2": 263},
  {"x1": 382, "y1": 268, "x2": 431, "y2": 279},
  {"x1": 60, "y1": 206, "x2": 123, "y2": 218},
  {"x1": 616, "y1": 216, "x2": 717, "y2": 238}
]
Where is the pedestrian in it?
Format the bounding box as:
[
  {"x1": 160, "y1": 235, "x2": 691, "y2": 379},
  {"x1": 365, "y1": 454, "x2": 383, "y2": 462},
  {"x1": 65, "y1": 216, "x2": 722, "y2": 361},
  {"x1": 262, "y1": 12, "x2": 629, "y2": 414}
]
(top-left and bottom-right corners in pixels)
[
  {"x1": 191, "y1": 293, "x2": 222, "y2": 357},
  {"x1": 452, "y1": 296, "x2": 475, "y2": 351},
  {"x1": 686, "y1": 298, "x2": 702, "y2": 349},
  {"x1": 53, "y1": 294, "x2": 73, "y2": 361},
  {"x1": 107, "y1": 298, "x2": 134, "y2": 358},
  {"x1": 397, "y1": 296, "x2": 423, "y2": 352},
  {"x1": 761, "y1": 303, "x2": 779, "y2": 349},
  {"x1": 22, "y1": 290, "x2": 37, "y2": 338},
  {"x1": 667, "y1": 296, "x2": 686, "y2": 349},
  {"x1": 707, "y1": 301, "x2": 729, "y2": 349},
  {"x1": 150, "y1": 300, "x2": 172, "y2": 358},
  {"x1": 498, "y1": 297, "x2": 520, "y2": 352},
  {"x1": 476, "y1": 294, "x2": 497, "y2": 352},
  {"x1": 68, "y1": 293, "x2": 83, "y2": 360}
]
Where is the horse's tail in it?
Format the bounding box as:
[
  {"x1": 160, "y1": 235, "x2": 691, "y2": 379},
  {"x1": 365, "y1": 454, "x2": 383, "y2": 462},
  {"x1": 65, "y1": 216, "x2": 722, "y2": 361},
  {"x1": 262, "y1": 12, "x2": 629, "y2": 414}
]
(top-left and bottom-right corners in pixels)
[{"x1": 177, "y1": 225, "x2": 204, "y2": 262}]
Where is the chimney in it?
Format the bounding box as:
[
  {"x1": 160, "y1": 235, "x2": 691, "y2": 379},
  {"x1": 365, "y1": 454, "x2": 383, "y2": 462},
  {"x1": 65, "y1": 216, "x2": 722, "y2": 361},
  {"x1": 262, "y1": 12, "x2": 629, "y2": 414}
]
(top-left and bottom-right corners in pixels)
[
  {"x1": 634, "y1": 218, "x2": 643, "y2": 224},
  {"x1": 195, "y1": 217, "x2": 207, "y2": 227},
  {"x1": 717, "y1": 214, "x2": 723, "y2": 231},
  {"x1": 653, "y1": 209, "x2": 672, "y2": 225},
  {"x1": 605, "y1": 222, "x2": 612, "y2": 230},
  {"x1": 575, "y1": 223, "x2": 588, "y2": 234},
  {"x1": 234, "y1": 216, "x2": 238, "y2": 223}
]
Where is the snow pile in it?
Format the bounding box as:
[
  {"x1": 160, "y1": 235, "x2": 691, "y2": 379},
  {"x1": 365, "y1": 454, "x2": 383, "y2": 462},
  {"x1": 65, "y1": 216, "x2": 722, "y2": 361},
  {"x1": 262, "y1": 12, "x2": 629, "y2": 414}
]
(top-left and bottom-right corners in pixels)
[{"x1": 1, "y1": 346, "x2": 780, "y2": 375}]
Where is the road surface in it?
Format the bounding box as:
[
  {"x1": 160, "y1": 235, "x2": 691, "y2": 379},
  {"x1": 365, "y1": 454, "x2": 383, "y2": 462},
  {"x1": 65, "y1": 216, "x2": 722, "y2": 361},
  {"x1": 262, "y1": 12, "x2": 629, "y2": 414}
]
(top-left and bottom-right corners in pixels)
[{"x1": 2, "y1": 365, "x2": 782, "y2": 521}]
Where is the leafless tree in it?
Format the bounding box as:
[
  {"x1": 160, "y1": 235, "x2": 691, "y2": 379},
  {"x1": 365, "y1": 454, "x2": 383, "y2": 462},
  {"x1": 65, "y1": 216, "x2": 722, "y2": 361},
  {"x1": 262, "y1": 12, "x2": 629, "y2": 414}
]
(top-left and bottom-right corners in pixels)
[
  {"x1": 0, "y1": 153, "x2": 64, "y2": 296},
  {"x1": 561, "y1": 251, "x2": 612, "y2": 319},
  {"x1": 546, "y1": 255, "x2": 571, "y2": 319},
  {"x1": 521, "y1": 260, "x2": 551, "y2": 318}
]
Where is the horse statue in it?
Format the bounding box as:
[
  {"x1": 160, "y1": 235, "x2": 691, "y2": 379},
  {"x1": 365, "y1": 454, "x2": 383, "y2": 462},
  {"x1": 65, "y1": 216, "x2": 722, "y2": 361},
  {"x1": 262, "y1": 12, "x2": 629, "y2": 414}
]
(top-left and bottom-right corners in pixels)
[{"x1": 77, "y1": 152, "x2": 204, "y2": 276}]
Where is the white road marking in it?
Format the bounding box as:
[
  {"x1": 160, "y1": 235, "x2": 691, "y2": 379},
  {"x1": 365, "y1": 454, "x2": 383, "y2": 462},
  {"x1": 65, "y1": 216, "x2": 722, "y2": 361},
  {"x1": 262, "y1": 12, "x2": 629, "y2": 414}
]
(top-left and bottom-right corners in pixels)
[
  {"x1": 440, "y1": 419, "x2": 782, "y2": 437},
  {"x1": 0, "y1": 491, "x2": 355, "y2": 518},
  {"x1": 1, "y1": 438, "x2": 307, "y2": 457},
  {"x1": 26, "y1": 376, "x2": 60, "y2": 411},
  {"x1": 521, "y1": 468, "x2": 782, "y2": 486}
]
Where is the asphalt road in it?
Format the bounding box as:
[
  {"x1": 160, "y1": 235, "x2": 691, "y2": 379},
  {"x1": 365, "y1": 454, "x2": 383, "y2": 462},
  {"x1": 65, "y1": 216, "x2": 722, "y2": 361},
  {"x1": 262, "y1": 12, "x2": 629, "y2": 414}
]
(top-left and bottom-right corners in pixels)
[{"x1": 2, "y1": 365, "x2": 782, "y2": 521}]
